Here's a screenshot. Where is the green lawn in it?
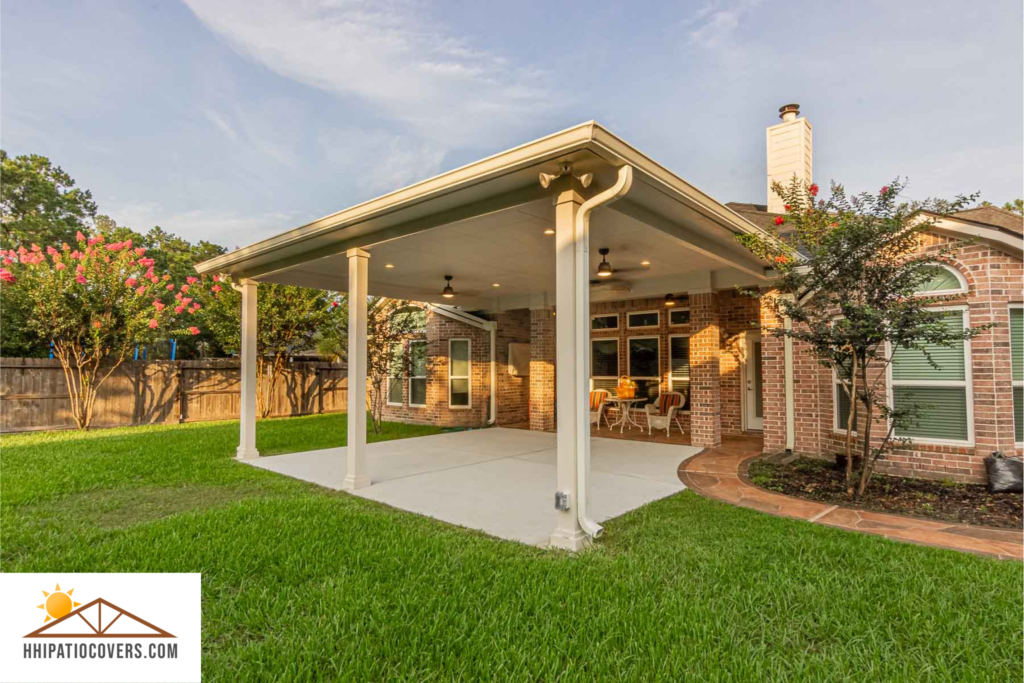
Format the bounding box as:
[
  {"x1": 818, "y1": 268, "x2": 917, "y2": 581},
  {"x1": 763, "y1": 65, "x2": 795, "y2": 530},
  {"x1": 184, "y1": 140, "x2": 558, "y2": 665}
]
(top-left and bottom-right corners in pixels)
[{"x1": 2, "y1": 414, "x2": 1021, "y2": 681}]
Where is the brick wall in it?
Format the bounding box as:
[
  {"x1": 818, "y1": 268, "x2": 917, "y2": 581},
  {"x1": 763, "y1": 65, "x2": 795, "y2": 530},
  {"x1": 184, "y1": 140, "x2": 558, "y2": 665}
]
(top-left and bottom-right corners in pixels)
[
  {"x1": 717, "y1": 290, "x2": 761, "y2": 435},
  {"x1": 529, "y1": 308, "x2": 556, "y2": 431},
  {"x1": 764, "y1": 231, "x2": 1024, "y2": 483},
  {"x1": 689, "y1": 292, "x2": 722, "y2": 447},
  {"x1": 495, "y1": 309, "x2": 531, "y2": 425}
]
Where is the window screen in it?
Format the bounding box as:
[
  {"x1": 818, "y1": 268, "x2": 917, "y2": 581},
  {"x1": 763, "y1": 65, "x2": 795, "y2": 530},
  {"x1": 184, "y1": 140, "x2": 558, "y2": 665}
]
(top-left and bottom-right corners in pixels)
[
  {"x1": 409, "y1": 341, "x2": 427, "y2": 406},
  {"x1": 669, "y1": 308, "x2": 691, "y2": 325},
  {"x1": 449, "y1": 339, "x2": 470, "y2": 407},
  {"x1": 627, "y1": 311, "x2": 659, "y2": 328},
  {"x1": 591, "y1": 339, "x2": 618, "y2": 378},
  {"x1": 591, "y1": 314, "x2": 618, "y2": 330},
  {"x1": 1012, "y1": 308, "x2": 1023, "y2": 442}
]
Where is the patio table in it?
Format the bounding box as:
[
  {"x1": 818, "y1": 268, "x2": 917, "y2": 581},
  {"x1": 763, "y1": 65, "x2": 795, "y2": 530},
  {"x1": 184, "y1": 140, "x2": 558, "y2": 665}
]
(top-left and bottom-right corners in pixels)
[{"x1": 605, "y1": 397, "x2": 646, "y2": 433}]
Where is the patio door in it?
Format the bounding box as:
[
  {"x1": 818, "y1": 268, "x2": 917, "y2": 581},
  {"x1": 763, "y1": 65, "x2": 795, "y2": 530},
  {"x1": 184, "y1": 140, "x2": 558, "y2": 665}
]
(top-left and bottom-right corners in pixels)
[{"x1": 744, "y1": 334, "x2": 764, "y2": 431}]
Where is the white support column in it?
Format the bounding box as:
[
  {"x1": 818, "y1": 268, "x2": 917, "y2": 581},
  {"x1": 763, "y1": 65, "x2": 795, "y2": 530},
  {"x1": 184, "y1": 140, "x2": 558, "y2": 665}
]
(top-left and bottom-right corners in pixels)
[
  {"x1": 343, "y1": 248, "x2": 371, "y2": 490},
  {"x1": 549, "y1": 186, "x2": 589, "y2": 551},
  {"x1": 236, "y1": 278, "x2": 260, "y2": 460}
]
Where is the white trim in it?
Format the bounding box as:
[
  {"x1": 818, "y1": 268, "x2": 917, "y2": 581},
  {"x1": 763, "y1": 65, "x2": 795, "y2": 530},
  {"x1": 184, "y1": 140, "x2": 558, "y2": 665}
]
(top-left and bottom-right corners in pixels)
[
  {"x1": 668, "y1": 307, "x2": 691, "y2": 326},
  {"x1": 887, "y1": 305, "x2": 974, "y2": 446},
  {"x1": 915, "y1": 262, "x2": 968, "y2": 297},
  {"x1": 832, "y1": 364, "x2": 857, "y2": 436},
  {"x1": 590, "y1": 337, "x2": 619, "y2": 390},
  {"x1": 626, "y1": 310, "x2": 660, "y2": 329},
  {"x1": 742, "y1": 332, "x2": 763, "y2": 431},
  {"x1": 1010, "y1": 303, "x2": 1024, "y2": 446},
  {"x1": 386, "y1": 341, "x2": 404, "y2": 407},
  {"x1": 448, "y1": 338, "x2": 472, "y2": 409},
  {"x1": 590, "y1": 313, "x2": 619, "y2": 331},
  {"x1": 408, "y1": 340, "x2": 428, "y2": 408}
]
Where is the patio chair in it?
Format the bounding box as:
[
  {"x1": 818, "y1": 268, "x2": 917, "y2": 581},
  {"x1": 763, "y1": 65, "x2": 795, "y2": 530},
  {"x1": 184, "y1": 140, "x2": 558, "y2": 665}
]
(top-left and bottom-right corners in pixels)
[
  {"x1": 589, "y1": 389, "x2": 612, "y2": 430},
  {"x1": 645, "y1": 391, "x2": 685, "y2": 437}
]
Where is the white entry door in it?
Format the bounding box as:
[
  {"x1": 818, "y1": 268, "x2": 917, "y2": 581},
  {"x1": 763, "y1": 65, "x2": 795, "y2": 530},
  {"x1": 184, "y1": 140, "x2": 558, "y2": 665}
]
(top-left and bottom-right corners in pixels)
[{"x1": 744, "y1": 334, "x2": 764, "y2": 431}]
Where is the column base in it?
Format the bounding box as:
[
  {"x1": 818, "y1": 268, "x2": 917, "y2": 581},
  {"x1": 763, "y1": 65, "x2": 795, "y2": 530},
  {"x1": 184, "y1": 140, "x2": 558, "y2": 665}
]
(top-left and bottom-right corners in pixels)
[
  {"x1": 549, "y1": 526, "x2": 591, "y2": 552},
  {"x1": 342, "y1": 474, "x2": 371, "y2": 491},
  {"x1": 236, "y1": 447, "x2": 260, "y2": 460}
]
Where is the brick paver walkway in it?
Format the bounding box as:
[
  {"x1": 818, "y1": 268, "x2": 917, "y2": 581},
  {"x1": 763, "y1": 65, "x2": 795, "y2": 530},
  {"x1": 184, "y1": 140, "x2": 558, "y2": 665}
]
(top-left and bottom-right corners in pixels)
[{"x1": 679, "y1": 437, "x2": 1023, "y2": 561}]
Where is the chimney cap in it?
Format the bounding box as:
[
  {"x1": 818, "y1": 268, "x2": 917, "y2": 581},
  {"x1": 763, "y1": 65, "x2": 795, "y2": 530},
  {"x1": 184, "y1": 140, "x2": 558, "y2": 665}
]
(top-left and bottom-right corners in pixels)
[{"x1": 778, "y1": 103, "x2": 800, "y2": 121}]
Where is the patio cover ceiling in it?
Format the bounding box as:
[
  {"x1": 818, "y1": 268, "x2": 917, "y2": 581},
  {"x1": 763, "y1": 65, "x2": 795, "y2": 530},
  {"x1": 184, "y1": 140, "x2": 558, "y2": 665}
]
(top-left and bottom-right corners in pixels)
[{"x1": 196, "y1": 122, "x2": 783, "y2": 311}]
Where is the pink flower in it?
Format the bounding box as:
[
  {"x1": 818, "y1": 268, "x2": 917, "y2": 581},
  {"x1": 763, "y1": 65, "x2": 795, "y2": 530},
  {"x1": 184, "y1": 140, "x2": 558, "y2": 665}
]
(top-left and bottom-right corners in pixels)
[
  {"x1": 180, "y1": 284, "x2": 190, "y2": 293},
  {"x1": 213, "y1": 275, "x2": 220, "y2": 282},
  {"x1": 186, "y1": 276, "x2": 198, "y2": 284},
  {"x1": 153, "y1": 301, "x2": 166, "y2": 311},
  {"x1": 880, "y1": 186, "x2": 889, "y2": 196},
  {"x1": 148, "y1": 319, "x2": 159, "y2": 329},
  {"x1": 106, "y1": 242, "x2": 124, "y2": 251},
  {"x1": 182, "y1": 297, "x2": 192, "y2": 305},
  {"x1": 162, "y1": 274, "x2": 171, "y2": 281},
  {"x1": 76, "y1": 264, "x2": 85, "y2": 273},
  {"x1": 191, "y1": 302, "x2": 201, "y2": 311},
  {"x1": 138, "y1": 257, "x2": 154, "y2": 268},
  {"x1": 76, "y1": 274, "x2": 87, "y2": 285},
  {"x1": 174, "y1": 305, "x2": 185, "y2": 314},
  {"x1": 47, "y1": 245, "x2": 59, "y2": 256},
  {"x1": 332, "y1": 301, "x2": 338, "y2": 308},
  {"x1": 62, "y1": 243, "x2": 70, "y2": 251},
  {"x1": 125, "y1": 277, "x2": 138, "y2": 288},
  {"x1": 71, "y1": 250, "x2": 83, "y2": 260},
  {"x1": 136, "y1": 285, "x2": 147, "y2": 296},
  {"x1": 87, "y1": 237, "x2": 98, "y2": 247},
  {"x1": 31, "y1": 244, "x2": 41, "y2": 252},
  {"x1": 166, "y1": 284, "x2": 175, "y2": 291},
  {"x1": 76, "y1": 231, "x2": 86, "y2": 242},
  {"x1": 0, "y1": 268, "x2": 15, "y2": 283},
  {"x1": 211, "y1": 285, "x2": 222, "y2": 293},
  {"x1": 809, "y1": 183, "x2": 819, "y2": 197},
  {"x1": 135, "y1": 247, "x2": 146, "y2": 257},
  {"x1": 774, "y1": 216, "x2": 785, "y2": 226},
  {"x1": 774, "y1": 255, "x2": 789, "y2": 264},
  {"x1": 188, "y1": 326, "x2": 200, "y2": 336},
  {"x1": 55, "y1": 262, "x2": 66, "y2": 270},
  {"x1": 93, "y1": 321, "x2": 102, "y2": 329},
  {"x1": 175, "y1": 292, "x2": 183, "y2": 301}
]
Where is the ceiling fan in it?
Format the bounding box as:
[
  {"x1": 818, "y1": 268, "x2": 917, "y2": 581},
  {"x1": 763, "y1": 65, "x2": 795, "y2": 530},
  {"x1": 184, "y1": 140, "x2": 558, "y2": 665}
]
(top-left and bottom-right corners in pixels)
[{"x1": 589, "y1": 247, "x2": 644, "y2": 287}]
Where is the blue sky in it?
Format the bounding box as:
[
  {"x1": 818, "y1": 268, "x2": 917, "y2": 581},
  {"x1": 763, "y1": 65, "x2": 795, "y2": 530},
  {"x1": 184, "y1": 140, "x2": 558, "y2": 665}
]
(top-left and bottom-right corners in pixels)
[{"x1": 2, "y1": 0, "x2": 1021, "y2": 249}]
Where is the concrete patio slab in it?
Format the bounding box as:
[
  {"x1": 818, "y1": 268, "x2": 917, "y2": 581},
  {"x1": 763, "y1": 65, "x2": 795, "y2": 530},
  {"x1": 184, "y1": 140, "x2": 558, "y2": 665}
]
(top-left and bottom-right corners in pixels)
[{"x1": 248, "y1": 427, "x2": 701, "y2": 546}]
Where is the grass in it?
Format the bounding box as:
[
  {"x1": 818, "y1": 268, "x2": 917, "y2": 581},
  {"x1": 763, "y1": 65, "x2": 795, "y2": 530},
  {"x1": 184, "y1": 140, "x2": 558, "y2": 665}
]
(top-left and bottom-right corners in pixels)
[{"x1": 2, "y1": 414, "x2": 1022, "y2": 681}]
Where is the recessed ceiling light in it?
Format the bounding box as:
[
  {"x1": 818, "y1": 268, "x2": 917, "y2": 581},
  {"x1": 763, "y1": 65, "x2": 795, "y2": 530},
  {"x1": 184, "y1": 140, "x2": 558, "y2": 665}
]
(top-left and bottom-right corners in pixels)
[
  {"x1": 543, "y1": 228, "x2": 555, "y2": 235},
  {"x1": 640, "y1": 260, "x2": 651, "y2": 267},
  {"x1": 384, "y1": 263, "x2": 395, "y2": 269},
  {"x1": 492, "y1": 283, "x2": 500, "y2": 288}
]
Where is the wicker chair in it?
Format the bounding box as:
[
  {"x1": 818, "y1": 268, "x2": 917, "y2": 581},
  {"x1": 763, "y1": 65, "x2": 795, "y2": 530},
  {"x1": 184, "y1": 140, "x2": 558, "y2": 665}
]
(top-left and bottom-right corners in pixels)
[
  {"x1": 589, "y1": 389, "x2": 612, "y2": 430},
  {"x1": 644, "y1": 391, "x2": 685, "y2": 437}
]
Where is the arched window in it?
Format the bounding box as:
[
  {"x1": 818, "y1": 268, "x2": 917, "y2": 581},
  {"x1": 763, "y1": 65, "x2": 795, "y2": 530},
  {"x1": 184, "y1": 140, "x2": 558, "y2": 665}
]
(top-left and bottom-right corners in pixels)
[{"x1": 916, "y1": 263, "x2": 967, "y2": 296}]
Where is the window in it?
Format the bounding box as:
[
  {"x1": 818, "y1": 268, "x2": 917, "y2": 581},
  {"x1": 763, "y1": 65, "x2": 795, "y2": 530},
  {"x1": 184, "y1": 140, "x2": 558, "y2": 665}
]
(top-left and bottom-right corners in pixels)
[
  {"x1": 834, "y1": 358, "x2": 854, "y2": 432},
  {"x1": 387, "y1": 342, "x2": 404, "y2": 406},
  {"x1": 916, "y1": 264, "x2": 967, "y2": 296},
  {"x1": 627, "y1": 310, "x2": 659, "y2": 329},
  {"x1": 449, "y1": 339, "x2": 471, "y2": 408},
  {"x1": 628, "y1": 337, "x2": 660, "y2": 406},
  {"x1": 591, "y1": 339, "x2": 618, "y2": 393},
  {"x1": 591, "y1": 314, "x2": 618, "y2": 330},
  {"x1": 409, "y1": 341, "x2": 427, "y2": 407},
  {"x1": 891, "y1": 308, "x2": 972, "y2": 443},
  {"x1": 669, "y1": 308, "x2": 690, "y2": 326},
  {"x1": 668, "y1": 335, "x2": 690, "y2": 410},
  {"x1": 1012, "y1": 305, "x2": 1023, "y2": 444}
]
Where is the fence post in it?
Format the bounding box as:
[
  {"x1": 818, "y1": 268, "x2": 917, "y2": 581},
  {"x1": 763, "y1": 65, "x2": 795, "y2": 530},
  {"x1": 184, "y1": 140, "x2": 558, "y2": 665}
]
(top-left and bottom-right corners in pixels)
[
  {"x1": 316, "y1": 367, "x2": 324, "y2": 414},
  {"x1": 177, "y1": 364, "x2": 186, "y2": 423}
]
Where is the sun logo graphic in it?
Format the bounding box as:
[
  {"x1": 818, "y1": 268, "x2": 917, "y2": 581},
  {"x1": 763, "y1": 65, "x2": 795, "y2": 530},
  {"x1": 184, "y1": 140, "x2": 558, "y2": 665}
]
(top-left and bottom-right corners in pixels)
[
  {"x1": 24, "y1": 583, "x2": 174, "y2": 638},
  {"x1": 37, "y1": 583, "x2": 81, "y2": 623}
]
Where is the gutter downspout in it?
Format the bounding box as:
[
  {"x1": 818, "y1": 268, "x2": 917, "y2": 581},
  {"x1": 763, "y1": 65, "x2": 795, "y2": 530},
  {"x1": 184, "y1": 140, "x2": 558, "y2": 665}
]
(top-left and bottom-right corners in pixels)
[
  {"x1": 574, "y1": 165, "x2": 634, "y2": 539},
  {"x1": 428, "y1": 304, "x2": 498, "y2": 425},
  {"x1": 783, "y1": 314, "x2": 796, "y2": 452}
]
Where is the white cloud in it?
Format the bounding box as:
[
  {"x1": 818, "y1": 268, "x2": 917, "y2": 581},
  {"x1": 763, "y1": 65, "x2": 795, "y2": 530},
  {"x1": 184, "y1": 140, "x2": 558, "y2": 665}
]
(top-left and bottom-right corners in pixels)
[
  {"x1": 104, "y1": 201, "x2": 300, "y2": 248},
  {"x1": 685, "y1": 0, "x2": 762, "y2": 49},
  {"x1": 199, "y1": 107, "x2": 240, "y2": 144},
  {"x1": 181, "y1": 0, "x2": 559, "y2": 147},
  {"x1": 319, "y1": 128, "x2": 447, "y2": 198}
]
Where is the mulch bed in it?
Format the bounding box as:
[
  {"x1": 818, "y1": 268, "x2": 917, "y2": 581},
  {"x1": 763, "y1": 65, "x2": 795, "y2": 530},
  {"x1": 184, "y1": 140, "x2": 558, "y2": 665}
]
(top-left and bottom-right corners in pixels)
[{"x1": 748, "y1": 457, "x2": 1023, "y2": 529}]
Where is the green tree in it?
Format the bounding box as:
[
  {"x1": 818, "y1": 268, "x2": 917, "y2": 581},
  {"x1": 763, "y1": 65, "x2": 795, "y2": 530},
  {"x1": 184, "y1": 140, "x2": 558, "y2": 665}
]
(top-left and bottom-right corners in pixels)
[
  {"x1": 738, "y1": 178, "x2": 987, "y2": 498},
  {"x1": 1, "y1": 232, "x2": 199, "y2": 429},
  {"x1": 197, "y1": 278, "x2": 340, "y2": 417},
  {"x1": 1, "y1": 150, "x2": 97, "y2": 249}
]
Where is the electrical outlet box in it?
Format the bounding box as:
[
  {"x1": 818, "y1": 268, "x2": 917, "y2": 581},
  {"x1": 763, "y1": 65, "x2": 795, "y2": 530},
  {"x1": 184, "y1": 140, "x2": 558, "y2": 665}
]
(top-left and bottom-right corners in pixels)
[{"x1": 554, "y1": 491, "x2": 570, "y2": 511}]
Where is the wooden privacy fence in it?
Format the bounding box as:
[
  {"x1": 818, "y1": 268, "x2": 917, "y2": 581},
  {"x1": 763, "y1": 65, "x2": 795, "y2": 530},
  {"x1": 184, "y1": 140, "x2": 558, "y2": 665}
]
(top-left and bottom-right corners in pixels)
[{"x1": 0, "y1": 357, "x2": 348, "y2": 433}]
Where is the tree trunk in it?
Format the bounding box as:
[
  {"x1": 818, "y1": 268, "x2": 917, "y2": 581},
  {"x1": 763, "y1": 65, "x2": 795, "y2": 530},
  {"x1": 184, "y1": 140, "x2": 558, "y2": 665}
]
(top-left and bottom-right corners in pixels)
[
  {"x1": 854, "y1": 365, "x2": 874, "y2": 501},
  {"x1": 843, "y1": 354, "x2": 859, "y2": 491}
]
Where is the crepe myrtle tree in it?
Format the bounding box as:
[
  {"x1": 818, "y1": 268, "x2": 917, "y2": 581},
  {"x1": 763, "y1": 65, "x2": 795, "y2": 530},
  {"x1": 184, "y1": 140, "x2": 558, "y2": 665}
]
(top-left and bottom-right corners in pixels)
[
  {"x1": 738, "y1": 177, "x2": 988, "y2": 499},
  {"x1": 317, "y1": 296, "x2": 426, "y2": 434},
  {"x1": 0, "y1": 232, "x2": 200, "y2": 429},
  {"x1": 196, "y1": 278, "x2": 340, "y2": 418}
]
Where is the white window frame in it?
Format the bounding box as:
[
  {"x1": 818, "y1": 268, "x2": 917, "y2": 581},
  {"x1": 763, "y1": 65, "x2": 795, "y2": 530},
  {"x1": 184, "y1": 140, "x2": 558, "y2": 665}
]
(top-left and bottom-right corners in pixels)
[
  {"x1": 627, "y1": 335, "x2": 661, "y2": 408},
  {"x1": 626, "y1": 310, "x2": 660, "y2": 330},
  {"x1": 386, "y1": 341, "x2": 404, "y2": 407},
  {"x1": 590, "y1": 313, "x2": 619, "y2": 331},
  {"x1": 667, "y1": 334, "x2": 691, "y2": 412},
  {"x1": 832, "y1": 364, "x2": 857, "y2": 436},
  {"x1": 590, "y1": 338, "x2": 619, "y2": 391},
  {"x1": 448, "y1": 338, "x2": 472, "y2": 410},
  {"x1": 916, "y1": 262, "x2": 968, "y2": 297},
  {"x1": 1011, "y1": 303, "x2": 1024, "y2": 446},
  {"x1": 669, "y1": 308, "x2": 691, "y2": 326},
  {"x1": 886, "y1": 304, "x2": 974, "y2": 446},
  {"x1": 408, "y1": 340, "x2": 428, "y2": 408}
]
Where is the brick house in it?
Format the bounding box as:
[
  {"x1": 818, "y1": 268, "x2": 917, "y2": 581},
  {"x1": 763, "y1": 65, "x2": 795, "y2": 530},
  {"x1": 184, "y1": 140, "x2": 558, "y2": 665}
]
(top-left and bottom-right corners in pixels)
[
  {"x1": 378, "y1": 106, "x2": 1024, "y2": 483},
  {"x1": 200, "y1": 109, "x2": 1022, "y2": 548}
]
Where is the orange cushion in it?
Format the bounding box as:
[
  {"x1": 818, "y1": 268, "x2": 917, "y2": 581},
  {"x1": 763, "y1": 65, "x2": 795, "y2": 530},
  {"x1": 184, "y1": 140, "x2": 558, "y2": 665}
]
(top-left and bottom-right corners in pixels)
[
  {"x1": 656, "y1": 393, "x2": 682, "y2": 415},
  {"x1": 589, "y1": 391, "x2": 607, "y2": 410}
]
